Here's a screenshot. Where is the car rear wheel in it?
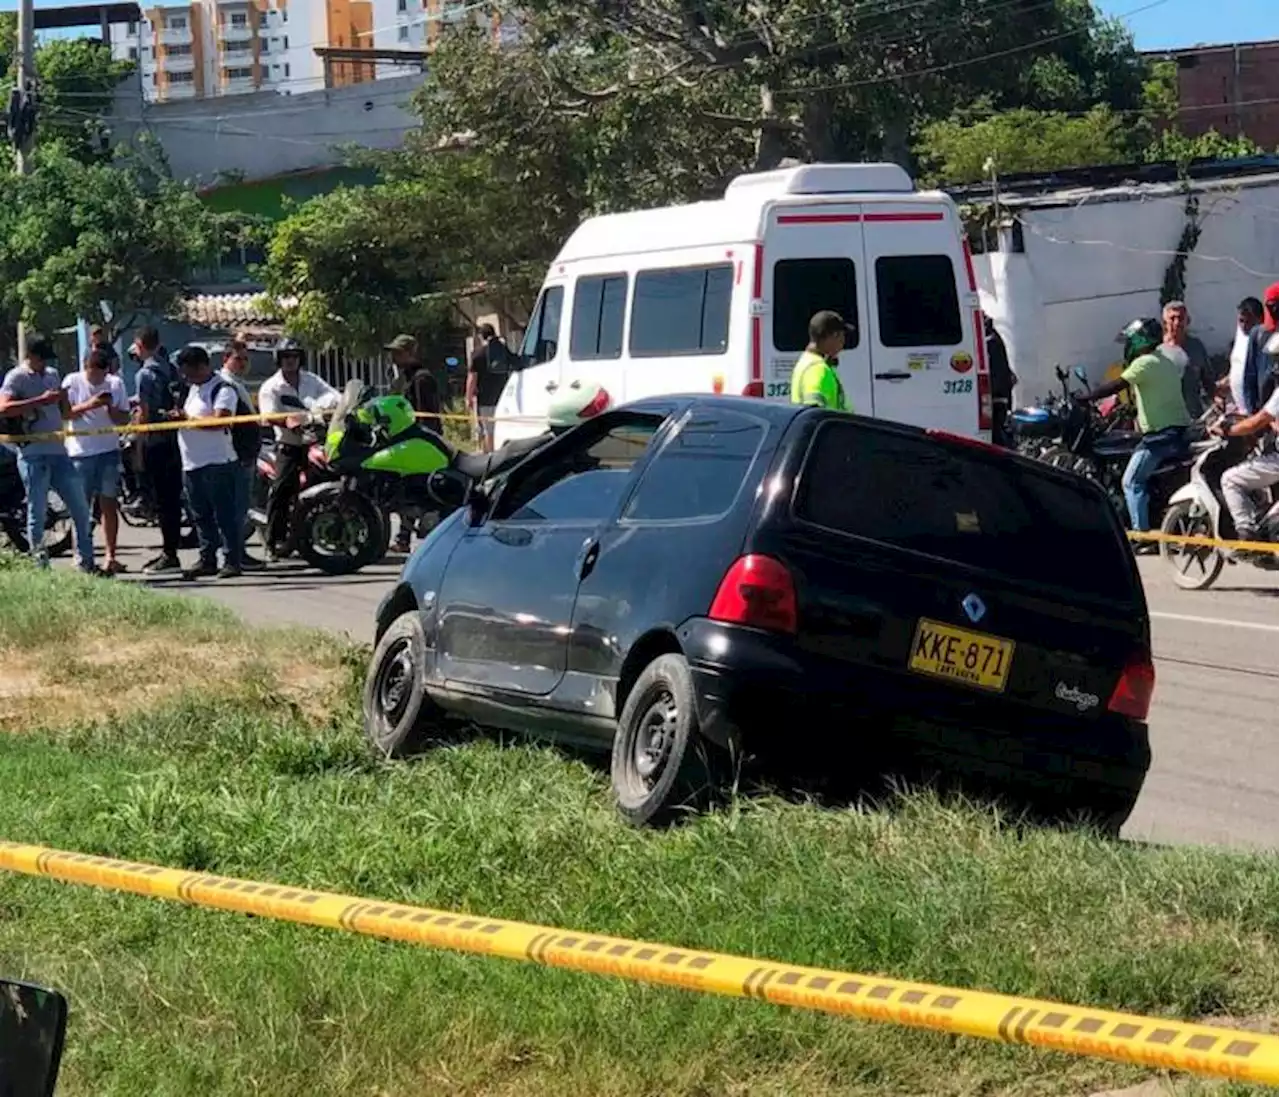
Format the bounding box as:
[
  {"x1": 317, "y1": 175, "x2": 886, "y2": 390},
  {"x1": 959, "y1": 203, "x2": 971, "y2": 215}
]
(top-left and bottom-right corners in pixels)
[
  {"x1": 610, "y1": 653, "x2": 725, "y2": 827},
  {"x1": 362, "y1": 611, "x2": 441, "y2": 759}
]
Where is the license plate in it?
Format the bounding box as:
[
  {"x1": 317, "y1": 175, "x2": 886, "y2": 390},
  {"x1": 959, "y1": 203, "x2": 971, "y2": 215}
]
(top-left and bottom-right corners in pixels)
[{"x1": 909, "y1": 619, "x2": 1015, "y2": 693}]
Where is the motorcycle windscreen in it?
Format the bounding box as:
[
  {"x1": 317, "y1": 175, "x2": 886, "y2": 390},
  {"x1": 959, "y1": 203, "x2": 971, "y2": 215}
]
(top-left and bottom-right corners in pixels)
[{"x1": 325, "y1": 380, "x2": 370, "y2": 455}]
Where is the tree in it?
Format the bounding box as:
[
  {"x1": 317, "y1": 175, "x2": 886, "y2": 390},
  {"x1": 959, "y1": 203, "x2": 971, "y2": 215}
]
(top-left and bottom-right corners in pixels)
[
  {"x1": 0, "y1": 139, "x2": 220, "y2": 334},
  {"x1": 916, "y1": 106, "x2": 1130, "y2": 183}
]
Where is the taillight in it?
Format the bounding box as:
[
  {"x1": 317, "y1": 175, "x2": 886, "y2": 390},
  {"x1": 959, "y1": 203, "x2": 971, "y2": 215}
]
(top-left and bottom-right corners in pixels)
[
  {"x1": 709, "y1": 554, "x2": 797, "y2": 634},
  {"x1": 742, "y1": 380, "x2": 765, "y2": 398},
  {"x1": 1107, "y1": 653, "x2": 1155, "y2": 721},
  {"x1": 977, "y1": 372, "x2": 993, "y2": 431}
]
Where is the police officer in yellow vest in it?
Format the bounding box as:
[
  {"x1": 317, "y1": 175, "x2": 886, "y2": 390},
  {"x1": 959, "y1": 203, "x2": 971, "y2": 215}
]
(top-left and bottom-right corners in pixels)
[{"x1": 790, "y1": 310, "x2": 851, "y2": 411}]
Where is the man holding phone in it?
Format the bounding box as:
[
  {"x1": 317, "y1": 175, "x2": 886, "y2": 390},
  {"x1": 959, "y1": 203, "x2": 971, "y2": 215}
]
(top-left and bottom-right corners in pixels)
[
  {"x1": 64, "y1": 348, "x2": 131, "y2": 573},
  {"x1": 0, "y1": 333, "x2": 96, "y2": 570}
]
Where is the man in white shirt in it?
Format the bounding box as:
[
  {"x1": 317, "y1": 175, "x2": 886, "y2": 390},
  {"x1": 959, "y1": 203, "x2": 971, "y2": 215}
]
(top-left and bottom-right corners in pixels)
[
  {"x1": 1218, "y1": 384, "x2": 1279, "y2": 546},
  {"x1": 174, "y1": 344, "x2": 243, "y2": 580},
  {"x1": 218, "y1": 337, "x2": 265, "y2": 570},
  {"x1": 1223, "y1": 297, "x2": 1264, "y2": 412},
  {"x1": 255, "y1": 339, "x2": 338, "y2": 558},
  {"x1": 63, "y1": 348, "x2": 131, "y2": 573}
]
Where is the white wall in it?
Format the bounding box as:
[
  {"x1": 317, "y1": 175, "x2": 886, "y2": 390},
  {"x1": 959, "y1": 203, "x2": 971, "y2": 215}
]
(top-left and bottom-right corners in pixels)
[
  {"x1": 975, "y1": 175, "x2": 1279, "y2": 401},
  {"x1": 109, "y1": 71, "x2": 421, "y2": 185}
]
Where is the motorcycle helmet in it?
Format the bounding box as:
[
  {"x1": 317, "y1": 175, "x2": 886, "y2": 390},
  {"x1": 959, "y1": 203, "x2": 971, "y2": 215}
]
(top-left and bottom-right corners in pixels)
[
  {"x1": 547, "y1": 380, "x2": 611, "y2": 433},
  {"x1": 1117, "y1": 318, "x2": 1162, "y2": 365},
  {"x1": 274, "y1": 337, "x2": 307, "y2": 370}
]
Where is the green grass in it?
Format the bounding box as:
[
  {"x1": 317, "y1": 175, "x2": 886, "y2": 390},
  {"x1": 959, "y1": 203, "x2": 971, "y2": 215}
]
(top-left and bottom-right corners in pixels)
[{"x1": 0, "y1": 564, "x2": 1275, "y2": 1096}]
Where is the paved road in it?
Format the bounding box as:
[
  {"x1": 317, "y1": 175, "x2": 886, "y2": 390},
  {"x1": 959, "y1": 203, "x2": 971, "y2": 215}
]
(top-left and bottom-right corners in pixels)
[{"x1": 97, "y1": 523, "x2": 1278, "y2": 851}]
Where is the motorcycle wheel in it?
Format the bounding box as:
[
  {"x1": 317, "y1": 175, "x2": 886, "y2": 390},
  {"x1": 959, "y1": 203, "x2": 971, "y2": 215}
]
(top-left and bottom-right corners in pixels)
[
  {"x1": 297, "y1": 490, "x2": 384, "y2": 576},
  {"x1": 1159, "y1": 499, "x2": 1224, "y2": 591},
  {"x1": 44, "y1": 492, "x2": 74, "y2": 558}
]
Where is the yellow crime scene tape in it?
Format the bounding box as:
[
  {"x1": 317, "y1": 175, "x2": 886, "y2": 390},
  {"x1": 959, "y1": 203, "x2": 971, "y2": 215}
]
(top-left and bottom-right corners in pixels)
[
  {"x1": 1127, "y1": 529, "x2": 1279, "y2": 555},
  {"x1": 0, "y1": 409, "x2": 544, "y2": 446},
  {"x1": 0, "y1": 839, "x2": 1274, "y2": 1085}
]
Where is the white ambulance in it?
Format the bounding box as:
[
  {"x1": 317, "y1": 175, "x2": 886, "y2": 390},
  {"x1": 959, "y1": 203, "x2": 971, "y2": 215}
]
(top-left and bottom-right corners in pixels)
[{"x1": 493, "y1": 163, "x2": 990, "y2": 446}]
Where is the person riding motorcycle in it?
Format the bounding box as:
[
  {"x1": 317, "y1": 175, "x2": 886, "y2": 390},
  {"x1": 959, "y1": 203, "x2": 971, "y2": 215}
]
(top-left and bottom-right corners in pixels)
[
  {"x1": 1077, "y1": 317, "x2": 1190, "y2": 545},
  {"x1": 256, "y1": 339, "x2": 339, "y2": 559},
  {"x1": 1215, "y1": 330, "x2": 1280, "y2": 547}
]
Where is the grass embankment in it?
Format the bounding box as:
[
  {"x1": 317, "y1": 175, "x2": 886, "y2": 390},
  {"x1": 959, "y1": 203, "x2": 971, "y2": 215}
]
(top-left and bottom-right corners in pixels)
[{"x1": 0, "y1": 563, "x2": 1275, "y2": 1097}]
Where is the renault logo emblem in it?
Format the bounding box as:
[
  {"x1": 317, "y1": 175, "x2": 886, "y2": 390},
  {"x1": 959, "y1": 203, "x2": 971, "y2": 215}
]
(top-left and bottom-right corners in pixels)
[{"x1": 961, "y1": 593, "x2": 986, "y2": 624}]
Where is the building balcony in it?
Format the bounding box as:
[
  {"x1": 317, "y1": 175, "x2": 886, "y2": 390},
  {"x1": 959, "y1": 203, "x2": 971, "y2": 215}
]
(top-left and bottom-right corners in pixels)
[
  {"x1": 158, "y1": 27, "x2": 193, "y2": 46},
  {"x1": 220, "y1": 74, "x2": 259, "y2": 94},
  {"x1": 159, "y1": 82, "x2": 197, "y2": 100},
  {"x1": 160, "y1": 55, "x2": 196, "y2": 73},
  {"x1": 220, "y1": 23, "x2": 254, "y2": 43}
]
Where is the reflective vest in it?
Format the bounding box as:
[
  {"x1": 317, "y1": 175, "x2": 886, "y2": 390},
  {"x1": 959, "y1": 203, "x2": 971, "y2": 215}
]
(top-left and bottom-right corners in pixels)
[{"x1": 789, "y1": 350, "x2": 848, "y2": 412}]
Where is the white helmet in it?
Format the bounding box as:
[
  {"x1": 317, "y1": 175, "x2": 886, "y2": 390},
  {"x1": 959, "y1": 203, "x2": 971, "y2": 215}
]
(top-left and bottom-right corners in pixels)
[{"x1": 548, "y1": 379, "x2": 612, "y2": 431}]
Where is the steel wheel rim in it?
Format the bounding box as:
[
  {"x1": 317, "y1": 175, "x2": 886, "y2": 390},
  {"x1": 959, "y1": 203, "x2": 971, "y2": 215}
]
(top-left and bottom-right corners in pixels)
[
  {"x1": 629, "y1": 688, "x2": 678, "y2": 793},
  {"x1": 374, "y1": 638, "x2": 415, "y2": 730},
  {"x1": 311, "y1": 502, "x2": 369, "y2": 559}
]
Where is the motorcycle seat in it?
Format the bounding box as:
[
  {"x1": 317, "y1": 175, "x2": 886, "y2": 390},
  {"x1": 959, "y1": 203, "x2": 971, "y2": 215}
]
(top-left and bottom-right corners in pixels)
[{"x1": 454, "y1": 433, "x2": 550, "y2": 482}]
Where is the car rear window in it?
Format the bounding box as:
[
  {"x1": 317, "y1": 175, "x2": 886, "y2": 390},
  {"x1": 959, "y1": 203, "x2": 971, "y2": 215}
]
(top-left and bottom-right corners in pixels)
[{"x1": 794, "y1": 421, "x2": 1134, "y2": 600}]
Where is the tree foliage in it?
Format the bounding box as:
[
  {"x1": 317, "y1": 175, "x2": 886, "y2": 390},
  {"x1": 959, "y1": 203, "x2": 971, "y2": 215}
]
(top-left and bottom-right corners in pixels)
[{"x1": 0, "y1": 140, "x2": 219, "y2": 333}]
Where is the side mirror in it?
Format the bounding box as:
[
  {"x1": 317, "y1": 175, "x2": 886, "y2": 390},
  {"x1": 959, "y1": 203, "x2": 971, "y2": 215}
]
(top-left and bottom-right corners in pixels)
[{"x1": 0, "y1": 978, "x2": 68, "y2": 1096}]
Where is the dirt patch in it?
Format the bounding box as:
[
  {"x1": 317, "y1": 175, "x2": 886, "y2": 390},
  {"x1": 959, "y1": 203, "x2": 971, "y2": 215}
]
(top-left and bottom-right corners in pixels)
[{"x1": 0, "y1": 629, "x2": 348, "y2": 732}]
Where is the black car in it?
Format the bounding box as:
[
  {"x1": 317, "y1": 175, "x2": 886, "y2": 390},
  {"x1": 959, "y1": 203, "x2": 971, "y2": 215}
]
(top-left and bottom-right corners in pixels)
[{"x1": 365, "y1": 397, "x2": 1153, "y2": 829}]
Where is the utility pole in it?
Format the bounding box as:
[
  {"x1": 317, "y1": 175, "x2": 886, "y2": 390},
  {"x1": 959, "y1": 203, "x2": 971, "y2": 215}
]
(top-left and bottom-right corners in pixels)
[{"x1": 11, "y1": 0, "x2": 34, "y2": 357}]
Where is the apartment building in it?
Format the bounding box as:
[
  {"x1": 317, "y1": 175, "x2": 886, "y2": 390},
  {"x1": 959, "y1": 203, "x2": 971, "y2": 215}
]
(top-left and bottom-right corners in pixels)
[
  {"x1": 1143, "y1": 40, "x2": 1279, "y2": 151},
  {"x1": 111, "y1": 0, "x2": 519, "y2": 102}
]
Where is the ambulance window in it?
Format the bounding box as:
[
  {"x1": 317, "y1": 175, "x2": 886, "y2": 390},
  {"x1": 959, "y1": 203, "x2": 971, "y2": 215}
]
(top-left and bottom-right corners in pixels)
[
  {"x1": 570, "y1": 274, "x2": 628, "y2": 360},
  {"x1": 518, "y1": 285, "x2": 564, "y2": 365},
  {"x1": 773, "y1": 258, "x2": 859, "y2": 352},
  {"x1": 629, "y1": 265, "x2": 732, "y2": 357},
  {"x1": 874, "y1": 255, "x2": 962, "y2": 347}
]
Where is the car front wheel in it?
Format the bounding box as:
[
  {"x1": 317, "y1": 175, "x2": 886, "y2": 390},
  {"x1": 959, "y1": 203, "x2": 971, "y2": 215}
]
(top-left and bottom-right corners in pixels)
[
  {"x1": 362, "y1": 611, "x2": 441, "y2": 758},
  {"x1": 610, "y1": 653, "x2": 726, "y2": 827}
]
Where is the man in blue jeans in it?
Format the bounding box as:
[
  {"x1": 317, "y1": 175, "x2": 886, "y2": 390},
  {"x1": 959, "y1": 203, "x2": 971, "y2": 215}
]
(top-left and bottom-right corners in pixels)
[
  {"x1": 0, "y1": 334, "x2": 96, "y2": 571},
  {"x1": 174, "y1": 345, "x2": 243, "y2": 579}
]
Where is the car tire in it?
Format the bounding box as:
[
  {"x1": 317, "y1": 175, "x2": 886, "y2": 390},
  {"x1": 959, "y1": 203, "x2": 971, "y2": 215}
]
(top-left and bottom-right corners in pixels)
[
  {"x1": 610, "y1": 653, "x2": 725, "y2": 827},
  {"x1": 362, "y1": 611, "x2": 441, "y2": 759},
  {"x1": 298, "y1": 489, "x2": 382, "y2": 575}
]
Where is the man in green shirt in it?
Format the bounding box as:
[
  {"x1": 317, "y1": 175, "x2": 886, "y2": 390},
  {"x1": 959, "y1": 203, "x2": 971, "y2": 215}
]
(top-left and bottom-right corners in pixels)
[
  {"x1": 790, "y1": 310, "x2": 851, "y2": 412},
  {"x1": 1079, "y1": 316, "x2": 1190, "y2": 538}
]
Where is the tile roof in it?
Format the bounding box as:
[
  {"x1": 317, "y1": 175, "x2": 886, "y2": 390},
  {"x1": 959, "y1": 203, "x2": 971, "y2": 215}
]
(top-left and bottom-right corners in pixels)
[{"x1": 178, "y1": 292, "x2": 296, "y2": 329}]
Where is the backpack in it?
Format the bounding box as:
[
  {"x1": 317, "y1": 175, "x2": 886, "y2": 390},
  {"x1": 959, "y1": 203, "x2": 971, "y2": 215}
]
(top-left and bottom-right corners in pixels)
[{"x1": 209, "y1": 378, "x2": 261, "y2": 463}]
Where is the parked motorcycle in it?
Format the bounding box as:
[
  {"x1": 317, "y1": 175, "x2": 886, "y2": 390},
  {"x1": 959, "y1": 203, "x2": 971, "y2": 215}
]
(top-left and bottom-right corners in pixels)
[
  {"x1": 1160, "y1": 422, "x2": 1279, "y2": 590},
  {"x1": 246, "y1": 417, "x2": 336, "y2": 559},
  {"x1": 0, "y1": 445, "x2": 74, "y2": 557},
  {"x1": 1007, "y1": 365, "x2": 1135, "y2": 462}
]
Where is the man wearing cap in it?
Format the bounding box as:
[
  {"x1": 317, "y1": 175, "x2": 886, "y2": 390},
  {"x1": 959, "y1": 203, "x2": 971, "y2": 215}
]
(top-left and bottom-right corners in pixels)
[
  {"x1": 385, "y1": 333, "x2": 442, "y2": 553},
  {"x1": 386, "y1": 334, "x2": 442, "y2": 436},
  {"x1": 790, "y1": 311, "x2": 851, "y2": 412},
  {"x1": 0, "y1": 333, "x2": 96, "y2": 570}
]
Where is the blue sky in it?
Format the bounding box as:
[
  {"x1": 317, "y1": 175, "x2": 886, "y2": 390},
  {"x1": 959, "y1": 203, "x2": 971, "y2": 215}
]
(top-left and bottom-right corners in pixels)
[
  {"x1": 2, "y1": 0, "x2": 1277, "y2": 50},
  {"x1": 1097, "y1": 0, "x2": 1278, "y2": 49}
]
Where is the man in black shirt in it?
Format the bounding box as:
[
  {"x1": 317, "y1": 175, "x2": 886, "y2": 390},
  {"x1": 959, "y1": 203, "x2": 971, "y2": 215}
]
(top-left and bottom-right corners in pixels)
[
  {"x1": 467, "y1": 323, "x2": 513, "y2": 454},
  {"x1": 385, "y1": 334, "x2": 442, "y2": 435}
]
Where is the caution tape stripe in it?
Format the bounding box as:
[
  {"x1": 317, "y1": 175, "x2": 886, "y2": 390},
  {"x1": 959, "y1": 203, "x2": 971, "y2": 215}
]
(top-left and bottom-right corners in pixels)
[
  {"x1": 0, "y1": 839, "x2": 1272, "y2": 1084},
  {"x1": 1127, "y1": 529, "x2": 1278, "y2": 554},
  {"x1": 0, "y1": 409, "x2": 546, "y2": 445}
]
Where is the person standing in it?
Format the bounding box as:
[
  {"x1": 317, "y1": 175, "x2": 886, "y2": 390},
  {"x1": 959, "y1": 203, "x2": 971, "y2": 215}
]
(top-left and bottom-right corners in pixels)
[
  {"x1": 1221, "y1": 297, "x2": 1264, "y2": 412},
  {"x1": 63, "y1": 348, "x2": 131, "y2": 574},
  {"x1": 218, "y1": 338, "x2": 265, "y2": 570},
  {"x1": 790, "y1": 311, "x2": 851, "y2": 411},
  {"x1": 467, "y1": 324, "x2": 513, "y2": 454},
  {"x1": 256, "y1": 339, "x2": 339, "y2": 560},
  {"x1": 0, "y1": 333, "x2": 96, "y2": 570},
  {"x1": 386, "y1": 334, "x2": 442, "y2": 435},
  {"x1": 89, "y1": 325, "x2": 120, "y2": 375},
  {"x1": 1078, "y1": 318, "x2": 1190, "y2": 542},
  {"x1": 1160, "y1": 300, "x2": 1214, "y2": 418},
  {"x1": 173, "y1": 345, "x2": 243, "y2": 580},
  {"x1": 132, "y1": 326, "x2": 186, "y2": 574}
]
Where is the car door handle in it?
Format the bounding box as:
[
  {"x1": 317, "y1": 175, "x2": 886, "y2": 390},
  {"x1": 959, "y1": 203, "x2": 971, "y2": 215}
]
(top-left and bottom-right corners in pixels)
[
  {"x1": 492, "y1": 526, "x2": 531, "y2": 547},
  {"x1": 874, "y1": 371, "x2": 913, "y2": 381},
  {"x1": 577, "y1": 539, "x2": 600, "y2": 580}
]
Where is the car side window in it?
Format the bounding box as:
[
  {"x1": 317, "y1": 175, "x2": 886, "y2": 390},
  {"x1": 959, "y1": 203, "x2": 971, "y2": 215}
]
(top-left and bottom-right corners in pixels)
[
  {"x1": 493, "y1": 416, "x2": 664, "y2": 524},
  {"x1": 622, "y1": 410, "x2": 766, "y2": 522}
]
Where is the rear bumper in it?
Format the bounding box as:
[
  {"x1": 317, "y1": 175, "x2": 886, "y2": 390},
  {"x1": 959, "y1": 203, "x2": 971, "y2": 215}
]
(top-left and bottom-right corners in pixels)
[{"x1": 676, "y1": 617, "x2": 1151, "y2": 817}]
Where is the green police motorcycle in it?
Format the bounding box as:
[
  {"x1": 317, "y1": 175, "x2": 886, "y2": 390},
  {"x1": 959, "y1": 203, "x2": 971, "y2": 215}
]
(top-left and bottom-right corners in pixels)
[{"x1": 296, "y1": 378, "x2": 614, "y2": 575}]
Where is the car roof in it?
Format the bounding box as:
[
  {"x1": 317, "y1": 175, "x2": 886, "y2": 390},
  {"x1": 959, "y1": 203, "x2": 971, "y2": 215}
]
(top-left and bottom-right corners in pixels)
[{"x1": 622, "y1": 394, "x2": 807, "y2": 424}]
